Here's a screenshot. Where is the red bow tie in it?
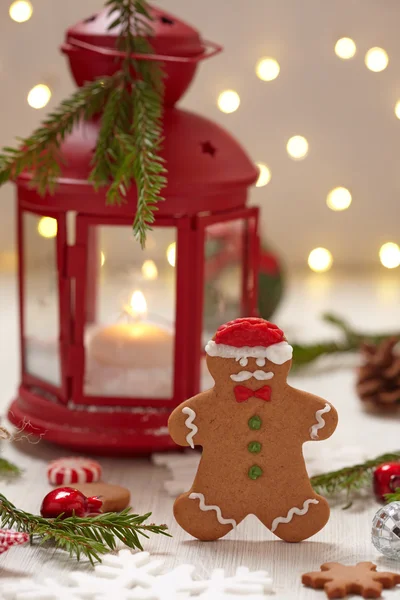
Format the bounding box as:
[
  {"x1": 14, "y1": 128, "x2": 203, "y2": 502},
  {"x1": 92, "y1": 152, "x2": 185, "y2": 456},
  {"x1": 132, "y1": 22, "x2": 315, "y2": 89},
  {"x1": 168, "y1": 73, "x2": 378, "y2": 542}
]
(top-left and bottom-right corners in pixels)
[{"x1": 234, "y1": 385, "x2": 271, "y2": 403}]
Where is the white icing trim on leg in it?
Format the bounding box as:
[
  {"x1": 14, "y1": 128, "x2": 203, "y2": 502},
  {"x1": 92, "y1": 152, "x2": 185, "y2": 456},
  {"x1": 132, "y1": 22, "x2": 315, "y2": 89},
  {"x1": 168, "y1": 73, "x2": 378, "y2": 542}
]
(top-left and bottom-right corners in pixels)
[
  {"x1": 182, "y1": 407, "x2": 198, "y2": 449},
  {"x1": 271, "y1": 498, "x2": 319, "y2": 532},
  {"x1": 309, "y1": 403, "x2": 331, "y2": 440},
  {"x1": 189, "y1": 493, "x2": 237, "y2": 528}
]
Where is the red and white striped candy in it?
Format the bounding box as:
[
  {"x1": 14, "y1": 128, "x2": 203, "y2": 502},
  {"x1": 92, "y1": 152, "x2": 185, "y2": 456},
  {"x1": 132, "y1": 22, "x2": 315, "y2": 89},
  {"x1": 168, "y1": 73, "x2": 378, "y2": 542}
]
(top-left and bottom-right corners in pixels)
[
  {"x1": 47, "y1": 457, "x2": 102, "y2": 485},
  {"x1": 0, "y1": 529, "x2": 29, "y2": 554}
]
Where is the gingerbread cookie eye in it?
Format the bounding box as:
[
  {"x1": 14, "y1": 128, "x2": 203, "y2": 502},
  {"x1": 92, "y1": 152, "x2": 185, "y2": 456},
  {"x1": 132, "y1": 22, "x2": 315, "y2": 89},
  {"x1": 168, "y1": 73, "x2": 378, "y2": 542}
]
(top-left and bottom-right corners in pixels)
[
  {"x1": 256, "y1": 357, "x2": 266, "y2": 367},
  {"x1": 239, "y1": 357, "x2": 248, "y2": 367}
]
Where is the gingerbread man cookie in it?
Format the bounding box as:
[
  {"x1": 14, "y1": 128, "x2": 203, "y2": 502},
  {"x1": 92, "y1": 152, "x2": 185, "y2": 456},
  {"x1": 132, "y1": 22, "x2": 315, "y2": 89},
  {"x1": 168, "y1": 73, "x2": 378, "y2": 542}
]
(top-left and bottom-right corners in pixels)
[{"x1": 168, "y1": 317, "x2": 338, "y2": 542}]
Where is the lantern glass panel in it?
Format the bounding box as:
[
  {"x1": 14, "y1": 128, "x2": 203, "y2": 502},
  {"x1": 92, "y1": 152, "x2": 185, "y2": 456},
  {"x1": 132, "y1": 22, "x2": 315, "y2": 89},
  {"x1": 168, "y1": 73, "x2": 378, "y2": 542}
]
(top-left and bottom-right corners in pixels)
[
  {"x1": 203, "y1": 219, "x2": 249, "y2": 342},
  {"x1": 84, "y1": 224, "x2": 176, "y2": 399},
  {"x1": 23, "y1": 212, "x2": 61, "y2": 386},
  {"x1": 201, "y1": 217, "x2": 255, "y2": 390}
]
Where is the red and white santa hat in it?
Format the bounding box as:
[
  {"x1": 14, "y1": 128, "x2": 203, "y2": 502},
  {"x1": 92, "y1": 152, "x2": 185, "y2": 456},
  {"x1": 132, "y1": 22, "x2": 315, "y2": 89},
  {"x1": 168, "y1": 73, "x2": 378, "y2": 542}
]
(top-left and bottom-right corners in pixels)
[{"x1": 205, "y1": 317, "x2": 293, "y2": 365}]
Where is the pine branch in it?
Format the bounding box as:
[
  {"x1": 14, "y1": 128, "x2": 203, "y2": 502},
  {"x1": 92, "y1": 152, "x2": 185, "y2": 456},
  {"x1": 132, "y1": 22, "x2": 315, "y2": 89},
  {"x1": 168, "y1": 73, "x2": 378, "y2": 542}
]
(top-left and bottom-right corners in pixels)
[
  {"x1": 311, "y1": 451, "x2": 400, "y2": 498},
  {"x1": 0, "y1": 494, "x2": 170, "y2": 565},
  {"x1": 131, "y1": 78, "x2": 166, "y2": 246},
  {"x1": 103, "y1": 0, "x2": 166, "y2": 246},
  {"x1": 384, "y1": 488, "x2": 400, "y2": 503},
  {"x1": 130, "y1": 0, "x2": 166, "y2": 246},
  {"x1": 0, "y1": 75, "x2": 120, "y2": 194},
  {"x1": 0, "y1": 457, "x2": 22, "y2": 478},
  {"x1": 292, "y1": 313, "x2": 400, "y2": 368}
]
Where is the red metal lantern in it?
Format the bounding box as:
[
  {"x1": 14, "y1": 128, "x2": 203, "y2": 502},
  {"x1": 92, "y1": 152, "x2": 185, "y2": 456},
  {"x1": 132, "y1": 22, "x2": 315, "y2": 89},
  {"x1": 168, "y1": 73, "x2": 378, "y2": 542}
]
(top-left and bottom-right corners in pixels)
[{"x1": 8, "y1": 6, "x2": 260, "y2": 454}]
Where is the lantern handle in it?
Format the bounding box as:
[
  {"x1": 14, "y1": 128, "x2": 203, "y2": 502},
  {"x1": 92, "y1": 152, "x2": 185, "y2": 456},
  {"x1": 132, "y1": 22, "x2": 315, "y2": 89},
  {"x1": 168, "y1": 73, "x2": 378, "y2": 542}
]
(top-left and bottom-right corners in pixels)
[{"x1": 61, "y1": 38, "x2": 223, "y2": 64}]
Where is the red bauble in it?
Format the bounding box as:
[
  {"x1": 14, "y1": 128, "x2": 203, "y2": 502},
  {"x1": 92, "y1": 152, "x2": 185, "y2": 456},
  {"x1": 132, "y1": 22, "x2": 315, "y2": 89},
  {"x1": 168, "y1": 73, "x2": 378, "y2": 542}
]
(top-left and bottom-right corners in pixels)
[
  {"x1": 40, "y1": 487, "x2": 103, "y2": 518},
  {"x1": 373, "y1": 463, "x2": 400, "y2": 501}
]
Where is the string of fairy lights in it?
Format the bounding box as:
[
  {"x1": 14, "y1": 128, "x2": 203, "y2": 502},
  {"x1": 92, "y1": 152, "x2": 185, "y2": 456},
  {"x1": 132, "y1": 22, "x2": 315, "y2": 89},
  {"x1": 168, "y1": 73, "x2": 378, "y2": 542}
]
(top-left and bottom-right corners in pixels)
[{"x1": 7, "y1": 1, "x2": 400, "y2": 272}]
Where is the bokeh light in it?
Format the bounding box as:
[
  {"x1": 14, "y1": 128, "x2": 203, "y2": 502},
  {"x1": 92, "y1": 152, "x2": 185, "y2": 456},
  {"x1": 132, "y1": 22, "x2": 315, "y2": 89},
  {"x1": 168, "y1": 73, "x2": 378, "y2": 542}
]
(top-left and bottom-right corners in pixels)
[
  {"x1": 9, "y1": 0, "x2": 33, "y2": 23},
  {"x1": 27, "y1": 84, "x2": 51, "y2": 109},
  {"x1": 255, "y1": 58, "x2": 280, "y2": 81},
  {"x1": 379, "y1": 242, "x2": 400, "y2": 269},
  {"x1": 141, "y1": 259, "x2": 158, "y2": 280},
  {"x1": 334, "y1": 38, "x2": 356, "y2": 60},
  {"x1": 217, "y1": 90, "x2": 240, "y2": 114},
  {"x1": 365, "y1": 47, "x2": 389, "y2": 72},
  {"x1": 37, "y1": 217, "x2": 57, "y2": 239},
  {"x1": 394, "y1": 101, "x2": 400, "y2": 120},
  {"x1": 326, "y1": 187, "x2": 352, "y2": 211},
  {"x1": 255, "y1": 163, "x2": 271, "y2": 187},
  {"x1": 166, "y1": 242, "x2": 176, "y2": 267},
  {"x1": 286, "y1": 136, "x2": 309, "y2": 160},
  {"x1": 308, "y1": 248, "x2": 333, "y2": 273}
]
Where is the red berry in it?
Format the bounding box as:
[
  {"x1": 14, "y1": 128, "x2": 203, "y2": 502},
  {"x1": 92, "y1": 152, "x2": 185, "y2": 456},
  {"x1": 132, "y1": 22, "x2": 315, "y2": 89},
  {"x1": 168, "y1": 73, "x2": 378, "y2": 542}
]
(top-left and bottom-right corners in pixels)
[
  {"x1": 373, "y1": 462, "x2": 400, "y2": 502},
  {"x1": 87, "y1": 496, "x2": 103, "y2": 514},
  {"x1": 40, "y1": 487, "x2": 102, "y2": 518}
]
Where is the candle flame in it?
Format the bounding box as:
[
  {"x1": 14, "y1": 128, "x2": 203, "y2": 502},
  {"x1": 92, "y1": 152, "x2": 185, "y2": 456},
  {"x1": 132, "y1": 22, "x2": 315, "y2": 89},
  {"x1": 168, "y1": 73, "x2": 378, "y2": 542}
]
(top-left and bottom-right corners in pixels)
[{"x1": 130, "y1": 290, "x2": 147, "y2": 318}]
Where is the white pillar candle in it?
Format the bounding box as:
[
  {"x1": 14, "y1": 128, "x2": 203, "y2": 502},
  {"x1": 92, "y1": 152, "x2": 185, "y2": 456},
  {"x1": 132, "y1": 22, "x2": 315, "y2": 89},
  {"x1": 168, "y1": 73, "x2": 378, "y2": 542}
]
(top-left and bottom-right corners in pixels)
[
  {"x1": 86, "y1": 291, "x2": 174, "y2": 399},
  {"x1": 89, "y1": 321, "x2": 173, "y2": 369}
]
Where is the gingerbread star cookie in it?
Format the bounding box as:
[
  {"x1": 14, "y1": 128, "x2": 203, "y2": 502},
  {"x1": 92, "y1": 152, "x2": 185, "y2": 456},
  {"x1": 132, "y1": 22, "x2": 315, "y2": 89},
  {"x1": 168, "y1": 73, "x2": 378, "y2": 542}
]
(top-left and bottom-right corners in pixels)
[{"x1": 302, "y1": 562, "x2": 400, "y2": 599}]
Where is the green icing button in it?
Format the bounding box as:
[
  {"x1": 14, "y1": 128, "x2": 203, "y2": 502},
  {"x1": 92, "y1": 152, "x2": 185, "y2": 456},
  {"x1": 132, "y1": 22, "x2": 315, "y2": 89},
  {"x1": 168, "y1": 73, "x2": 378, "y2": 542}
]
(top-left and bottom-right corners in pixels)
[
  {"x1": 248, "y1": 441, "x2": 262, "y2": 454},
  {"x1": 248, "y1": 465, "x2": 263, "y2": 480},
  {"x1": 248, "y1": 415, "x2": 262, "y2": 430}
]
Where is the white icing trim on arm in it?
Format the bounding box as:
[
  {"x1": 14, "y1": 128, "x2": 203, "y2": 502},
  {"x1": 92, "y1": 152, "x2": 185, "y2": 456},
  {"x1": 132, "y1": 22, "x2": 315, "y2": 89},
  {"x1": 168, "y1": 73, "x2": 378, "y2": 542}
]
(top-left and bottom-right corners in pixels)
[
  {"x1": 271, "y1": 499, "x2": 319, "y2": 532},
  {"x1": 309, "y1": 403, "x2": 331, "y2": 440},
  {"x1": 182, "y1": 407, "x2": 198, "y2": 449},
  {"x1": 205, "y1": 340, "x2": 293, "y2": 365},
  {"x1": 189, "y1": 493, "x2": 237, "y2": 528}
]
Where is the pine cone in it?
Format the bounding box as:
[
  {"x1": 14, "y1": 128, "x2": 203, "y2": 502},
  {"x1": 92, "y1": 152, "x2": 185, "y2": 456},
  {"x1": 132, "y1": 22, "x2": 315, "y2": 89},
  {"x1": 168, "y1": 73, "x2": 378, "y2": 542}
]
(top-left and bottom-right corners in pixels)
[{"x1": 356, "y1": 338, "x2": 400, "y2": 408}]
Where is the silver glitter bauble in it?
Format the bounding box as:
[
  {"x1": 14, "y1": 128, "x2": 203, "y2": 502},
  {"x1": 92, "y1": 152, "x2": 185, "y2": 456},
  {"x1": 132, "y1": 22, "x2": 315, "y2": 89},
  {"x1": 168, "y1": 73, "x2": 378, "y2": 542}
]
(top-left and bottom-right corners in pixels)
[{"x1": 372, "y1": 502, "x2": 400, "y2": 559}]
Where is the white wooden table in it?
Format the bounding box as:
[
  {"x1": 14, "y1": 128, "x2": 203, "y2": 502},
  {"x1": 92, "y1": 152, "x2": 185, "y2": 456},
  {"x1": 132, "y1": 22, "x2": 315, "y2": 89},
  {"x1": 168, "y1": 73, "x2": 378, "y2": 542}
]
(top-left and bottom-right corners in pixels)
[{"x1": 2, "y1": 270, "x2": 400, "y2": 599}]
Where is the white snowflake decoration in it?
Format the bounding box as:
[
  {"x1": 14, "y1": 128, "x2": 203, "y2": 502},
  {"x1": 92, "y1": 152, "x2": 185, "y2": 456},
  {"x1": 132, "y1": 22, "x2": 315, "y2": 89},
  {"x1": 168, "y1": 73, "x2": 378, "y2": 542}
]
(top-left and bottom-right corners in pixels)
[{"x1": 1, "y1": 550, "x2": 273, "y2": 600}]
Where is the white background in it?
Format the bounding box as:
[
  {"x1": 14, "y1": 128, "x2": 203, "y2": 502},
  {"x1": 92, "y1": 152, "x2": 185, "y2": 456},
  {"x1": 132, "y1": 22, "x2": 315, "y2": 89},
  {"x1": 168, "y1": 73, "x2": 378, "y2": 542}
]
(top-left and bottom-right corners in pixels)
[{"x1": 1, "y1": 0, "x2": 400, "y2": 269}]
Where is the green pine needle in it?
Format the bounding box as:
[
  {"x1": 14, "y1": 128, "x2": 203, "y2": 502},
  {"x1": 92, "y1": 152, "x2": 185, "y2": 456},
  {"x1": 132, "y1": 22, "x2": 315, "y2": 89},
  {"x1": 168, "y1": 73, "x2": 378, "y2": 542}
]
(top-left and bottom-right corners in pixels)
[
  {"x1": 0, "y1": 457, "x2": 22, "y2": 477},
  {"x1": 311, "y1": 451, "x2": 400, "y2": 499},
  {"x1": 103, "y1": 0, "x2": 166, "y2": 246},
  {"x1": 384, "y1": 488, "x2": 400, "y2": 503},
  {"x1": 0, "y1": 0, "x2": 166, "y2": 248},
  {"x1": 292, "y1": 312, "x2": 400, "y2": 368},
  {"x1": 0, "y1": 494, "x2": 170, "y2": 565},
  {"x1": 0, "y1": 75, "x2": 120, "y2": 195}
]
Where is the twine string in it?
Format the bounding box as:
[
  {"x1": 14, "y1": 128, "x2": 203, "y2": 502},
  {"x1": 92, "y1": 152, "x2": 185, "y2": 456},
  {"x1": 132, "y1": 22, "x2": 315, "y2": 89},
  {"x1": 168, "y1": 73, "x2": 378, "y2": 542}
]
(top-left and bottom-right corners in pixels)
[{"x1": 0, "y1": 426, "x2": 11, "y2": 441}]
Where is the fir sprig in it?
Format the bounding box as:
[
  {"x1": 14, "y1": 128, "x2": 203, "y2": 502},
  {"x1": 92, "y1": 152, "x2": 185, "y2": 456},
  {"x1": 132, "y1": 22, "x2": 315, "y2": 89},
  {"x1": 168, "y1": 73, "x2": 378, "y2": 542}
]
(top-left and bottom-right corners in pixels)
[
  {"x1": 292, "y1": 313, "x2": 400, "y2": 368},
  {"x1": 0, "y1": 75, "x2": 120, "y2": 194},
  {"x1": 0, "y1": 457, "x2": 22, "y2": 478},
  {"x1": 0, "y1": 494, "x2": 170, "y2": 564},
  {"x1": 102, "y1": 0, "x2": 166, "y2": 246},
  {"x1": 384, "y1": 488, "x2": 400, "y2": 503},
  {"x1": 0, "y1": 0, "x2": 166, "y2": 247},
  {"x1": 311, "y1": 451, "x2": 400, "y2": 498}
]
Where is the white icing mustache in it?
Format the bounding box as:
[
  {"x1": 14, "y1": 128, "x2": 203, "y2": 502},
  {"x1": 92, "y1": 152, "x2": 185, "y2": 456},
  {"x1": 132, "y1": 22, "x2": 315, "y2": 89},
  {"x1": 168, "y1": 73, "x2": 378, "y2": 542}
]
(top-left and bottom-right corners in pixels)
[{"x1": 230, "y1": 370, "x2": 274, "y2": 382}]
